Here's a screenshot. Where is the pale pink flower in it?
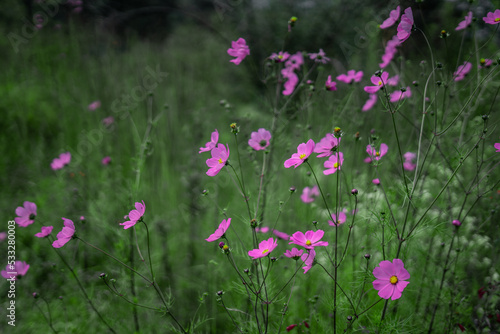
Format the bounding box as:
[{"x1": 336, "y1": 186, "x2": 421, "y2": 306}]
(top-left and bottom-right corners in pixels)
[
  {"x1": 328, "y1": 211, "x2": 347, "y2": 226},
  {"x1": 453, "y1": 62, "x2": 472, "y2": 81},
  {"x1": 284, "y1": 248, "x2": 304, "y2": 259},
  {"x1": 390, "y1": 87, "x2": 412, "y2": 103},
  {"x1": 380, "y1": 6, "x2": 401, "y2": 29},
  {"x1": 284, "y1": 139, "x2": 315, "y2": 168},
  {"x1": 308, "y1": 49, "x2": 330, "y2": 64},
  {"x1": 314, "y1": 133, "x2": 340, "y2": 158},
  {"x1": 227, "y1": 38, "x2": 250, "y2": 65},
  {"x1": 364, "y1": 72, "x2": 389, "y2": 93},
  {"x1": 300, "y1": 249, "x2": 316, "y2": 274},
  {"x1": 366, "y1": 143, "x2": 388, "y2": 161},
  {"x1": 1, "y1": 261, "x2": 30, "y2": 280},
  {"x1": 323, "y1": 152, "x2": 344, "y2": 175},
  {"x1": 206, "y1": 218, "x2": 231, "y2": 242},
  {"x1": 120, "y1": 201, "x2": 146, "y2": 229},
  {"x1": 51, "y1": 152, "x2": 71, "y2": 170},
  {"x1": 88, "y1": 100, "x2": 101, "y2": 111},
  {"x1": 336, "y1": 70, "x2": 364, "y2": 84},
  {"x1": 372, "y1": 259, "x2": 410, "y2": 300},
  {"x1": 206, "y1": 144, "x2": 230, "y2": 176},
  {"x1": 456, "y1": 11, "x2": 473, "y2": 30},
  {"x1": 483, "y1": 9, "x2": 500, "y2": 25},
  {"x1": 35, "y1": 226, "x2": 53, "y2": 238},
  {"x1": 101, "y1": 156, "x2": 111, "y2": 165},
  {"x1": 269, "y1": 51, "x2": 290, "y2": 63},
  {"x1": 273, "y1": 229, "x2": 290, "y2": 240},
  {"x1": 325, "y1": 75, "x2": 337, "y2": 91},
  {"x1": 248, "y1": 128, "x2": 271, "y2": 151},
  {"x1": 199, "y1": 129, "x2": 219, "y2": 153},
  {"x1": 102, "y1": 116, "x2": 114, "y2": 126},
  {"x1": 248, "y1": 237, "x2": 278, "y2": 259},
  {"x1": 397, "y1": 7, "x2": 414, "y2": 42},
  {"x1": 300, "y1": 185, "x2": 320, "y2": 203},
  {"x1": 0, "y1": 232, "x2": 6, "y2": 242},
  {"x1": 255, "y1": 226, "x2": 270, "y2": 233},
  {"x1": 15, "y1": 201, "x2": 37, "y2": 227},
  {"x1": 362, "y1": 94, "x2": 378, "y2": 112},
  {"x1": 52, "y1": 218, "x2": 75, "y2": 248},
  {"x1": 289, "y1": 230, "x2": 329, "y2": 250}
]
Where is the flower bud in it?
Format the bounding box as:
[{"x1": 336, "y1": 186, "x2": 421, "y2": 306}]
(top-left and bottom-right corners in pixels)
[
  {"x1": 364, "y1": 253, "x2": 371, "y2": 259},
  {"x1": 99, "y1": 273, "x2": 107, "y2": 279},
  {"x1": 351, "y1": 189, "x2": 359, "y2": 195},
  {"x1": 452, "y1": 219, "x2": 461, "y2": 226},
  {"x1": 218, "y1": 241, "x2": 225, "y2": 249},
  {"x1": 33, "y1": 292, "x2": 39, "y2": 299},
  {"x1": 230, "y1": 122, "x2": 239, "y2": 134}
]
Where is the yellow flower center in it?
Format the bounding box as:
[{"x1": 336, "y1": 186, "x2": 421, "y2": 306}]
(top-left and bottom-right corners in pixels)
[
  {"x1": 305, "y1": 240, "x2": 312, "y2": 246},
  {"x1": 278, "y1": 55, "x2": 283, "y2": 59},
  {"x1": 262, "y1": 249, "x2": 269, "y2": 254},
  {"x1": 299, "y1": 154, "x2": 306, "y2": 159},
  {"x1": 495, "y1": 18, "x2": 500, "y2": 22},
  {"x1": 376, "y1": 151, "x2": 380, "y2": 157},
  {"x1": 218, "y1": 158, "x2": 223, "y2": 164},
  {"x1": 390, "y1": 275, "x2": 398, "y2": 284},
  {"x1": 378, "y1": 80, "x2": 382, "y2": 86},
  {"x1": 333, "y1": 162, "x2": 339, "y2": 168}
]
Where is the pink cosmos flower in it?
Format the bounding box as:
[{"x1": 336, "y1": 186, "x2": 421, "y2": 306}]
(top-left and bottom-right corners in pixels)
[
  {"x1": 456, "y1": 11, "x2": 473, "y2": 30},
  {"x1": 0, "y1": 232, "x2": 6, "y2": 241},
  {"x1": 362, "y1": 94, "x2": 378, "y2": 112},
  {"x1": 453, "y1": 62, "x2": 472, "y2": 81},
  {"x1": 273, "y1": 229, "x2": 290, "y2": 240},
  {"x1": 227, "y1": 38, "x2": 250, "y2": 65},
  {"x1": 1, "y1": 261, "x2": 30, "y2": 280},
  {"x1": 495, "y1": 143, "x2": 500, "y2": 152},
  {"x1": 403, "y1": 151, "x2": 417, "y2": 171},
  {"x1": 308, "y1": 49, "x2": 330, "y2": 64},
  {"x1": 373, "y1": 178, "x2": 381, "y2": 185},
  {"x1": 52, "y1": 218, "x2": 75, "y2": 248},
  {"x1": 284, "y1": 139, "x2": 315, "y2": 168},
  {"x1": 284, "y1": 248, "x2": 304, "y2": 259},
  {"x1": 479, "y1": 58, "x2": 493, "y2": 69},
  {"x1": 255, "y1": 226, "x2": 270, "y2": 233},
  {"x1": 300, "y1": 185, "x2": 320, "y2": 203},
  {"x1": 248, "y1": 128, "x2": 271, "y2": 151},
  {"x1": 269, "y1": 51, "x2": 290, "y2": 63},
  {"x1": 325, "y1": 75, "x2": 337, "y2": 91},
  {"x1": 88, "y1": 100, "x2": 101, "y2": 111},
  {"x1": 379, "y1": 35, "x2": 401, "y2": 68},
  {"x1": 102, "y1": 116, "x2": 114, "y2": 126},
  {"x1": 483, "y1": 9, "x2": 500, "y2": 25},
  {"x1": 314, "y1": 134, "x2": 340, "y2": 158},
  {"x1": 206, "y1": 218, "x2": 231, "y2": 242},
  {"x1": 366, "y1": 143, "x2": 388, "y2": 161},
  {"x1": 51, "y1": 152, "x2": 71, "y2": 170},
  {"x1": 300, "y1": 249, "x2": 316, "y2": 274},
  {"x1": 387, "y1": 75, "x2": 400, "y2": 86},
  {"x1": 323, "y1": 152, "x2": 344, "y2": 175},
  {"x1": 286, "y1": 52, "x2": 304, "y2": 71},
  {"x1": 380, "y1": 6, "x2": 401, "y2": 29},
  {"x1": 372, "y1": 259, "x2": 410, "y2": 300},
  {"x1": 289, "y1": 230, "x2": 329, "y2": 250},
  {"x1": 364, "y1": 72, "x2": 389, "y2": 94},
  {"x1": 452, "y1": 219, "x2": 461, "y2": 226},
  {"x1": 397, "y1": 7, "x2": 414, "y2": 42},
  {"x1": 120, "y1": 201, "x2": 146, "y2": 229},
  {"x1": 199, "y1": 129, "x2": 219, "y2": 153},
  {"x1": 80, "y1": 216, "x2": 85, "y2": 221},
  {"x1": 15, "y1": 201, "x2": 37, "y2": 227},
  {"x1": 248, "y1": 237, "x2": 278, "y2": 259},
  {"x1": 206, "y1": 143, "x2": 230, "y2": 176},
  {"x1": 282, "y1": 69, "x2": 299, "y2": 96},
  {"x1": 336, "y1": 70, "x2": 364, "y2": 84},
  {"x1": 390, "y1": 87, "x2": 412, "y2": 103},
  {"x1": 35, "y1": 226, "x2": 53, "y2": 238},
  {"x1": 328, "y1": 211, "x2": 347, "y2": 226},
  {"x1": 101, "y1": 156, "x2": 111, "y2": 165}
]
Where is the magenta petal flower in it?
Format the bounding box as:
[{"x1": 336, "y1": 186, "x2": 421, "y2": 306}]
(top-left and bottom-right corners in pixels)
[
  {"x1": 453, "y1": 62, "x2": 472, "y2": 81},
  {"x1": 15, "y1": 201, "x2": 37, "y2": 227},
  {"x1": 301, "y1": 249, "x2": 316, "y2": 274},
  {"x1": 289, "y1": 230, "x2": 329, "y2": 250},
  {"x1": 273, "y1": 229, "x2": 290, "y2": 240},
  {"x1": 483, "y1": 9, "x2": 500, "y2": 25},
  {"x1": 373, "y1": 178, "x2": 381, "y2": 185},
  {"x1": 325, "y1": 75, "x2": 337, "y2": 91},
  {"x1": 366, "y1": 143, "x2": 388, "y2": 161},
  {"x1": 328, "y1": 211, "x2": 347, "y2": 226},
  {"x1": 390, "y1": 87, "x2": 412, "y2": 103},
  {"x1": 51, "y1": 152, "x2": 71, "y2": 170},
  {"x1": 88, "y1": 100, "x2": 101, "y2": 111},
  {"x1": 101, "y1": 156, "x2": 111, "y2": 165},
  {"x1": 380, "y1": 6, "x2": 401, "y2": 29},
  {"x1": 284, "y1": 139, "x2": 315, "y2": 168},
  {"x1": 282, "y1": 69, "x2": 299, "y2": 95},
  {"x1": 255, "y1": 226, "x2": 270, "y2": 233},
  {"x1": 52, "y1": 218, "x2": 75, "y2": 248},
  {"x1": 495, "y1": 143, "x2": 500, "y2": 152},
  {"x1": 397, "y1": 7, "x2": 414, "y2": 42},
  {"x1": 248, "y1": 237, "x2": 278, "y2": 259},
  {"x1": 323, "y1": 152, "x2": 344, "y2": 175},
  {"x1": 387, "y1": 75, "x2": 399, "y2": 86},
  {"x1": 227, "y1": 38, "x2": 250, "y2": 65},
  {"x1": 308, "y1": 49, "x2": 330, "y2": 64},
  {"x1": 206, "y1": 218, "x2": 231, "y2": 242},
  {"x1": 362, "y1": 94, "x2": 378, "y2": 112},
  {"x1": 206, "y1": 143, "x2": 230, "y2": 176},
  {"x1": 372, "y1": 259, "x2": 410, "y2": 300},
  {"x1": 35, "y1": 226, "x2": 53, "y2": 238},
  {"x1": 314, "y1": 134, "x2": 340, "y2": 158},
  {"x1": 248, "y1": 128, "x2": 271, "y2": 151},
  {"x1": 199, "y1": 129, "x2": 219, "y2": 153},
  {"x1": 120, "y1": 201, "x2": 146, "y2": 229},
  {"x1": 269, "y1": 51, "x2": 290, "y2": 63},
  {"x1": 285, "y1": 52, "x2": 304, "y2": 71},
  {"x1": 300, "y1": 185, "x2": 320, "y2": 203},
  {"x1": 337, "y1": 70, "x2": 363, "y2": 84},
  {"x1": 1, "y1": 261, "x2": 30, "y2": 280},
  {"x1": 456, "y1": 11, "x2": 473, "y2": 30},
  {"x1": 364, "y1": 72, "x2": 389, "y2": 93},
  {"x1": 452, "y1": 219, "x2": 461, "y2": 226},
  {"x1": 284, "y1": 247, "x2": 304, "y2": 260}
]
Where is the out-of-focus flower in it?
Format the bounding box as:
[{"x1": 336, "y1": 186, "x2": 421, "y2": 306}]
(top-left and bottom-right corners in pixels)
[
  {"x1": 453, "y1": 62, "x2": 472, "y2": 81},
  {"x1": 1, "y1": 261, "x2": 30, "y2": 280},
  {"x1": 308, "y1": 49, "x2": 330, "y2": 64},
  {"x1": 248, "y1": 128, "x2": 271, "y2": 151},
  {"x1": 227, "y1": 38, "x2": 250, "y2": 65},
  {"x1": 88, "y1": 100, "x2": 101, "y2": 111},
  {"x1": 362, "y1": 94, "x2": 378, "y2": 112},
  {"x1": 15, "y1": 201, "x2": 37, "y2": 227},
  {"x1": 390, "y1": 87, "x2": 412, "y2": 103},
  {"x1": 397, "y1": 7, "x2": 414, "y2": 42},
  {"x1": 120, "y1": 201, "x2": 146, "y2": 229},
  {"x1": 52, "y1": 218, "x2": 75, "y2": 248},
  {"x1": 337, "y1": 70, "x2": 363, "y2": 84},
  {"x1": 101, "y1": 156, "x2": 111, "y2": 165},
  {"x1": 456, "y1": 11, "x2": 473, "y2": 30},
  {"x1": 51, "y1": 152, "x2": 71, "y2": 170},
  {"x1": 380, "y1": 6, "x2": 401, "y2": 29},
  {"x1": 35, "y1": 226, "x2": 53, "y2": 238},
  {"x1": 483, "y1": 9, "x2": 500, "y2": 25},
  {"x1": 300, "y1": 185, "x2": 320, "y2": 203}
]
